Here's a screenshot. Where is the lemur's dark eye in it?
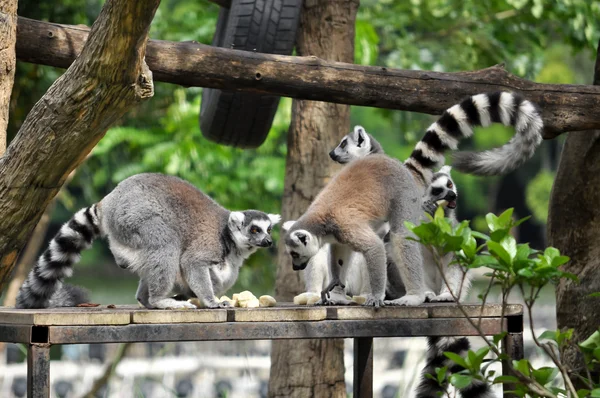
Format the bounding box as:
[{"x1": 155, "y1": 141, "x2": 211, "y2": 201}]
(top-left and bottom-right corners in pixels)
[
  {"x1": 340, "y1": 139, "x2": 347, "y2": 149},
  {"x1": 250, "y1": 226, "x2": 261, "y2": 234},
  {"x1": 431, "y1": 187, "x2": 443, "y2": 196},
  {"x1": 447, "y1": 181, "x2": 453, "y2": 189},
  {"x1": 267, "y1": 226, "x2": 272, "y2": 234},
  {"x1": 291, "y1": 252, "x2": 300, "y2": 259}
]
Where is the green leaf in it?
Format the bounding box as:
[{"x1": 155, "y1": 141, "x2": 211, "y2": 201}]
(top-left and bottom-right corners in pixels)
[
  {"x1": 493, "y1": 375, "x2": 520, "y2": 384},
  {"x1": 471, "y1": 231, "x2": 490, "y2": 241},
  {"x1": 497, "y1": 208, "x2": 515, "y2": 228},
  {"x1": 531, "y1": 367, "x2": 559, "y2": 386},
  {"x1": 538, "y1": 330, "x2": 557, "y2": 343},
  {"x1": 588, "y1": 292, "x2": 600, "y2": 298},
  {"x1": 449, "y1": 374, "x2": 472, "y2": 389},
  {"x1": 577, "y1": 390, "x2": 591, "y2": 398},
  {"x1": 512, "y1": 359, "x2": 530, "y2": 377},
  {"x1": 487, "y1": 241, "x2": 512, "y2": 266},
  {"x1": 591, "y1": 389, "x2": 600, "y2": 398},
  {"x1": 493, "y1": 332, "x2": 508, "y2": 346},
  {"x1": 443, "y1": 352, "x2": 469, "y2": 369},
  {"x1": 500, "y1": 235, "x2": 517, "y2": 261}
]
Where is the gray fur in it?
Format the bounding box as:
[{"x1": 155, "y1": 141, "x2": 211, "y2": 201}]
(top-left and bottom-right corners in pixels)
[{"x1": 16, "y1": 173, "x2": 280, "y2": 310}]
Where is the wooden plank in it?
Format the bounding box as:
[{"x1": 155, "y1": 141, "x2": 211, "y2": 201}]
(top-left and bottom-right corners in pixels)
[
  {"x1": 336, "y1": 306, "x2": 428, "y2": 320},
  {"x1": 231, "y1": 307, "x2": 327, "y2": 322},
  {"x1": 132, "y1": 309, "x2": 227, "y2": 324},
  {"x1": 0, "y1": 306, "x2": 130, "y2": 326},
  {"x1": 425, "y1": 303, "x2": 522, "y2": 318}
]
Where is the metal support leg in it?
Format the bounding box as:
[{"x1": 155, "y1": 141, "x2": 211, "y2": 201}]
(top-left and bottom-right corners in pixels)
[
  {"x1": 353, "y1": 337, "x2": 373, "y2": 398},
  {"x1": 502, "y1": 332, "x2": 524, "y2": 398},
  {"x1": 27, "y1": 344, "x2": 50, "y2": 398}
]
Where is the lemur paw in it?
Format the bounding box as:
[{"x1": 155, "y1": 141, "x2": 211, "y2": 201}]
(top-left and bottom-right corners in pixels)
[
  {"x1": 317, "y1": 287, "x2": 353, "y2": 306},
  {"x1": 385, "y1": 294, "x2": 425, "y2": 306},
  {"x1": 422, "y1": 200, "x2": 438, "y2": 215},
  {"x1": 430, "y1": 293, "x2": 455, "y2": 302},
  {"x1": 424, "y1": 291, "x2": 436, "y2": 302},
  {"x1": 218, "y1": 300, "x2": 233, "y2": 308},
  {"x1": 166, "y1": 301, "x2": 198, "y2": 309},
  {"x1": 363, "y1": 294, "x2": 385, "y2": 308}
]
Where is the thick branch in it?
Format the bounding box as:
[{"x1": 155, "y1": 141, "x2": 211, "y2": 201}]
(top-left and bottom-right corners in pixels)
[
  {"x1": 0, "y1": 0, "x2": 18, "y2": 156},
  {"x1": 16, "y1": 16, "x2": 600, "y2": 139},
  {"x1": 0, "y1": 0, "x2": 160, "y2": 289}
]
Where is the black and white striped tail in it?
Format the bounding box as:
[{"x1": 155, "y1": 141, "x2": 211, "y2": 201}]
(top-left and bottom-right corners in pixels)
[
  {"x1": 415, "y1": 337, "x2": 495, "y2": 398},
  {"x1": 15, "y1": 205, "x2": 101, "y2": 309},
  {"x1": 405, "y1": 92, "x2": 543, "y2": 180}
]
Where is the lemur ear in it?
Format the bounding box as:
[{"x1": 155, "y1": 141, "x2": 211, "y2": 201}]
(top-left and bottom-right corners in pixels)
[
  {"x1": 354, "y1": 126, "x2": 366, "y2": 147},
  {"x1": 439, "y1": 165, "x2": 452, "y2": 175},
  {"x1": 228, "y1": 212, "x2": 245, "y2": 229},
  {"x1": 282, "y1": 220, "x2": 296, "y2": 232},
  {"x1": 293, "y1": 231, "x2": 309, "y2": 246},
  {"x1": 268, "y1": 214, "x2": 281, "y2": 225}
]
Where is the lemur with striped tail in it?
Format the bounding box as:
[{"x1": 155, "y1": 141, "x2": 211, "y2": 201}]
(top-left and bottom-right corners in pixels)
[
  {"x1": 284, "y1": 91, "x2": 543, "y2": 308},
  {"x1": 16, "y1": 173, "x2": 280, "y2": 310}
]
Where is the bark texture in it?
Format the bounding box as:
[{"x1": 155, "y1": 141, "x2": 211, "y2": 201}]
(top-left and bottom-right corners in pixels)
[
  {"x1": 0, "y1": 0, "x2": 18, "y2": 156},
  {"x1": 15, "y1": 17, "x2": 600, "y2": 139},
  {"x1": 548, "y1": 41, "x2": 600, "y2": 385},
  {"x1": 268, "y1": 1, "x2": 358, "y2": 397},
  {"x1": 0, "y1": 0, "x2": 160, "y2": 291}
]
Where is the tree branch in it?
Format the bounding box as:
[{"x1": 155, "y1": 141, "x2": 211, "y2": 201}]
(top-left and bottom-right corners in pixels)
[
  {"x1": 15, "y1": 16, "x2": 600, "y2": 139},
  {"x1": 0, "y1": 0, "x2": 160, "y2": 289},
  {"x1": 0, "y1": 0, "x2": 18, "y2": 156}
]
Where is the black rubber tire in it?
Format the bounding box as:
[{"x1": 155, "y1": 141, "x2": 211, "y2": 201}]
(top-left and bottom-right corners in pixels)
[{"x1": 200, "y1": 0, "x2": 302, "y2": 148}]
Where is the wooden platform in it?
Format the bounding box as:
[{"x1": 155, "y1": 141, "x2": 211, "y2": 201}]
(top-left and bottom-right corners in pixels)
[
  {"x1": 0, "y1": 302, "x2": 522, "y2": 325},
  {"x1": 0, "y1": 303, "x2": 524, "y2": 398}
]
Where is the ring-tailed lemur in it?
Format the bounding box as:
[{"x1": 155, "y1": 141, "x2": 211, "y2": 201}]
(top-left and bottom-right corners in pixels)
[
  {"x1": 331, "y1": 131, "x2": 494, "y2": 397},
  {"x1": 16, "y1": 173, "x2": 280, "y2": 310},
  {"x1": 284, "y1": 91, "x2": 543, "y2": 307}
]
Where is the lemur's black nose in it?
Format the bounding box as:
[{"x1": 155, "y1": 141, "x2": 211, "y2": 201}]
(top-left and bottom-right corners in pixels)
[
  {"x1": 261, "y1": 238, "x2": 273, "y2": 247},
  {"x1": 329, "y1": 150, "x2": 337, "y2": 161},
  {"x1": 445, "y1": 191, "x2": 457, "y2": 201}
]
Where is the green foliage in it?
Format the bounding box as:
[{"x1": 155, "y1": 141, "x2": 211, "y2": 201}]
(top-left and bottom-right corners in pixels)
[{"x1": 408, "y1": 208, "x2": 599, "y2": 397}]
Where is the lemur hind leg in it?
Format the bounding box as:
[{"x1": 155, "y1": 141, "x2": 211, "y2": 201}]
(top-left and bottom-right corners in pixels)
[
  {"x1": 143, "y1": 246, "x2": 196, "y2": 310},
  {"x1": 339, "y1": 225, "x2": 387, "y2": 307},
  {"x1": 319, "y1": 243, "x2": 353, "y2": 305},
  {"x1": 385, "y1": 216, "x2": 425, "y2": 306}
]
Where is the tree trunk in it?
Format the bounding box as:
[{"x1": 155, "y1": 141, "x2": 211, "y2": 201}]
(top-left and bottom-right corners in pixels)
[
  {"x1": 268, "y1": 1, "x2": 358, "y2": 397},
  {"x1": 548, "y1": 40, "x2": 600, "y2": 386},
  {"x1": 15, "y1": 17, "x2": 600, "y2": 138},
  {"x1": 0, "y1": 0, "x2": 160, "y2": 291},
  {"x1": 0, "y1": 0, "x2": 18, "y2": 156}
]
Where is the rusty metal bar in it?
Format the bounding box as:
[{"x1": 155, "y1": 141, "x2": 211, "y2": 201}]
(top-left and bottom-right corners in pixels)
[
  {"x1": 46, "y1": 318, "x2": 509, "y2": 344},
  {"x1": 0, "y1": 324, "x2": 31, "y2": 343},
  {"x1": 502, "y1": 332, "x2": 525, "y2": 398},
  {"x1": 27, "y1": 344, "x2": 50, "y2": 398},
  {"x1": 354, "y1": 337, "x2": 373, "y2": 398}
]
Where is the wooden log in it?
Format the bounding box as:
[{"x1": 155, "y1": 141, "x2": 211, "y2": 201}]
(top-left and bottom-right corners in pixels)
[
  {"x1": 15, "y1": 16, "x2": 600, "y2": 139},
  {"x1": 0, "y1": 0, "x2": 160, "y2": 289}
]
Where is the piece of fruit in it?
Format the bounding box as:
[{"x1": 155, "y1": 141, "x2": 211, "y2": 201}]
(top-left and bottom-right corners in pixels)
[{"x1": 259, "y1": 295, "x2": 276, "y2": 307}]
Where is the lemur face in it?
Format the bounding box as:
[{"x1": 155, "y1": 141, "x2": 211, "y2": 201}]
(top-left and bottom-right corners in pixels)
[
  {"x1": 228, "y1": 211, "x2": 281, "y2": 248},
  {"x1": 427, "y1": 166, "x2": 458, "y2": 209},
  {"x1": 282, "y1": 221, "x2": 320, "y2": 270},
  {"x1": 329, "y1": 125, "x2": 372, "y2": 164}
]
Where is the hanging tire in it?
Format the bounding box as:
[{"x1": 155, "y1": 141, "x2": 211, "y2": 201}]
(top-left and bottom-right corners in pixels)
[{"x1": 200, "y1": 0, "x2": 302, "y2": 148}]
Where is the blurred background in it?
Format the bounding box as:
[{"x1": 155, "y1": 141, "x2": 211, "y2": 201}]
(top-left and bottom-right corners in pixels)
[{"x1": 2, "y1": 0, "x2": 599, "y2": 397}]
